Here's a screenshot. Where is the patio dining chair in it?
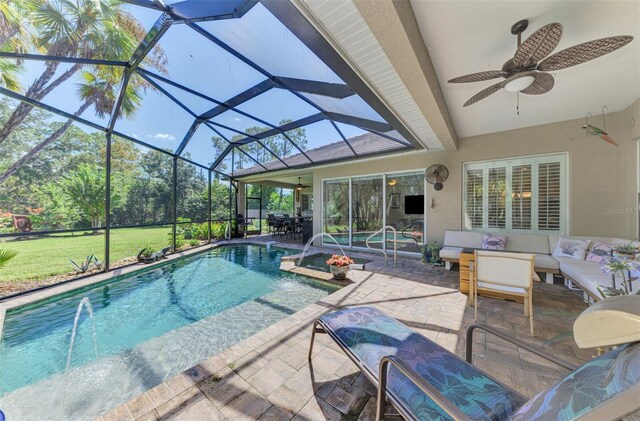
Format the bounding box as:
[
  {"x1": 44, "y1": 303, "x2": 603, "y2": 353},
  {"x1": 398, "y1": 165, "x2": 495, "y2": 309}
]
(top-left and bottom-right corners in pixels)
[
  {"x1": 309, "y1": 306, "x2": 640, "y2": 421},
  {"x1": 473, "y1": 250, "x2": 536, "y2": 335},
  {"x1": 235, "y1": 213, "x2": 251, "y2": 237}
]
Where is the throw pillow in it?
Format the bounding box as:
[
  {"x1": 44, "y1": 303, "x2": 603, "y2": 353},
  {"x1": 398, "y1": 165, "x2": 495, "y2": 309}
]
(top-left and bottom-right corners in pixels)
[
  {"x1": 482, "y1": 234, "x2": 507, "y2": 251},
  {"x1": 552, "y1": 238, "x2": 590, "y2": 260},
  {"x1": 585, "y1": 241, "x2": 614, "y2": 263}
]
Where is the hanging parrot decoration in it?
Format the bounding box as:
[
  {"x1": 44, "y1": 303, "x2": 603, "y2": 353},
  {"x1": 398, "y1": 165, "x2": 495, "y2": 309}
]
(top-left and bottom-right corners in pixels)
[{"x1": 581, "y1": 124, "x2": 618, "y2": 147}]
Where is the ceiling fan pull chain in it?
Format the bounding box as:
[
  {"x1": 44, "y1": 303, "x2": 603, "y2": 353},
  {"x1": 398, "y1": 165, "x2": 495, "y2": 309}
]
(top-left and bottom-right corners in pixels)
[
  {"x1": 517, "y1": 92, "x2": 520, "y2": 115},
  {"x1": 601, "y1": 105, "x2": 608, "y2": 132}
]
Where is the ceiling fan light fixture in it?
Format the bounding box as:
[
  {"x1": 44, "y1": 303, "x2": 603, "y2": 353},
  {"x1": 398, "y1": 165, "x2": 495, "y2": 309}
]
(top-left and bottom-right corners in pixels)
[
  {"x1": 503, "y1": 75, "x2": 535, "y2": 92},
  {"x1": 296, "y1": 177, "x2": 303, "y2": 191}
]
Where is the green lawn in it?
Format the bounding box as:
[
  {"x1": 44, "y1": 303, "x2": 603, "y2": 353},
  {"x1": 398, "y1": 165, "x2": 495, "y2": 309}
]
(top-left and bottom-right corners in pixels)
[{"x1": 0, "y1": 226, "x2": 172, "y2": 283}]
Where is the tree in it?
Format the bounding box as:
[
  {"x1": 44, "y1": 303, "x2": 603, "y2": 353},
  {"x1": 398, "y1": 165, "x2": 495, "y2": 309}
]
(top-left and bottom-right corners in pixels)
[
  {"x1": 61, "y1": 164, "x2": 109, "y2": 227},
  {"x1": 0, "y1": 0, "x2": 166, "y2": 144},
  {"x1": 0, "y1": 66, "x2": 143, "y2": 183},
  {"x1": 0, "y1": 0, "x2": 30, "y2": 91}
]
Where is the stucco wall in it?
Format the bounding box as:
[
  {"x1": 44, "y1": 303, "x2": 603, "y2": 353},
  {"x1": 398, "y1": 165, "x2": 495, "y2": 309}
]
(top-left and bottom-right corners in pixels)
[{"x1": 311, "y1": 100, "x2": 640, "y2": 244}]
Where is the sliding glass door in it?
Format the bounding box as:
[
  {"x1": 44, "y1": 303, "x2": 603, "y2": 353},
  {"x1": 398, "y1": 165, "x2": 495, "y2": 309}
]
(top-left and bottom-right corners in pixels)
[
  {"x1": 322, "y1": 171, "x2": 425, "y2": 254},
  {"x1": 323, "y1": 179, "x2": 350, "y2": 246},
  {"x1": 351, "y1": 176, "x2": 384, "y2": 249},
  {"x1": 385, "y1": 173, "x2": 425, "y2": 253}
]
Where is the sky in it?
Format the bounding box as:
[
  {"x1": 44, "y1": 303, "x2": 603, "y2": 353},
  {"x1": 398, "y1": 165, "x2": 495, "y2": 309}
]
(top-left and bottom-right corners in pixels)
[{"x1": 10, "y1": 2, "x2": 405, "y2": 172}]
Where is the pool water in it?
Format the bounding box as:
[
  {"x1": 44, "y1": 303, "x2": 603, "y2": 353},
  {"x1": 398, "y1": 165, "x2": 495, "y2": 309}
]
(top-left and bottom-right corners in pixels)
[
  {"x1": 0, "y1": 244, "x2": 338, "y2": 420},
  {"x1": 298, "y1": 253, "x2": 370, "y2": 273}
]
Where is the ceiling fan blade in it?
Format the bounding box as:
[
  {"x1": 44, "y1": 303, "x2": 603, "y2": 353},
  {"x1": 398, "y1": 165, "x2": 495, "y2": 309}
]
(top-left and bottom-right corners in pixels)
[
  {"x1": 448, "y1": 70, "x2": 506, "y2": 83},
  {"x1": 463, "y1": 81, "x2": 504, "y2": 107},
  {"x1": 513, "y1": 23, "x2": 563, "y2": 67},
  {"x1": 538, "y1": 35, "x2": 633, "y2": 71},
  {"x1": 520, "y1": 72, "x2": 555, "y2": 95}
]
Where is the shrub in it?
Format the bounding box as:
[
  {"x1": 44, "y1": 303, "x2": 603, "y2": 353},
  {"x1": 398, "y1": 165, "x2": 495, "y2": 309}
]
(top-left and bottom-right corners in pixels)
[
  {"x1": 211, "y1": 221, "x2": 226, "y2": 239},
  {"x1": 174, "y1": 235, "x2": 186, "y2": 249},
  {"x1": 189, "y1": 239, "x2": 200, "y2": 247},
  {"x1": 69, "y1": 255, "x2": 102, "y2": 273},
  {"x1": 140, "y1": 246, "x2": 158, "y2": 259}
]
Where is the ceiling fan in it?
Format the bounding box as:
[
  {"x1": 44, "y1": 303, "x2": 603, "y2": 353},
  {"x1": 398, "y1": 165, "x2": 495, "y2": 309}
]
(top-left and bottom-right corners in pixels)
[
  {"x1": 295, "y1": 177, "x2": 310, "y2": 191},
  {"x1": 448, "y1": 19, "x2": 634, "y2": 107}
]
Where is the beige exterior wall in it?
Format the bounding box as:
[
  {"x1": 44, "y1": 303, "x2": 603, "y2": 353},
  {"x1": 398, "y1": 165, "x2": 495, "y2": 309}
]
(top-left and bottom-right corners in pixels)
[{"x1": 311, "y1": 100, "x2": 640, "y2": 244}]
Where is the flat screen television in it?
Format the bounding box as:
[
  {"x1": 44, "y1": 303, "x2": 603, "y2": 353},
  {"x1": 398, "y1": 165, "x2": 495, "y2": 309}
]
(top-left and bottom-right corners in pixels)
[{"x1": 404, "y1": 195, "x2": 424, "y2": 215}]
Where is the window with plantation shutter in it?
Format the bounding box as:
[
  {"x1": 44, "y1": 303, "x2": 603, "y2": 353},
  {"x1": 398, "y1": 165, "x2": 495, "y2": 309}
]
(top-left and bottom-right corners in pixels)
[
  {"x1": 538, "y1": 162, "x2": 562, "y2": 231},
  {"x1": 512, "y1": 165, "x2": 532, "y2": 230},
  {"x1": 488, "y1": 167, "x2": 506, "y2": 229},
  {"x1": 465, "y1": 169, "x2": 483, "y2": 228},
  {"x1": 463, "y1": 154, "x2": 566, "y2": 234}
]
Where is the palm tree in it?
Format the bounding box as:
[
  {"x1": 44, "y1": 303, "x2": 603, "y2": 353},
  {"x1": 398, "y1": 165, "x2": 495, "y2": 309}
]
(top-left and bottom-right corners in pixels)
[
  {"x1": 0, "y1": 0, "x2": 32, "y2": 92},
  {"x1": 0, "y1": 249, "x2": 17, "y2": 270},
  {"x1": 0, "y1": 66, "x2": 143, "y2": 183},
  {"x1": 0, "y1": 0, "x2": 166, "y2": 144}
]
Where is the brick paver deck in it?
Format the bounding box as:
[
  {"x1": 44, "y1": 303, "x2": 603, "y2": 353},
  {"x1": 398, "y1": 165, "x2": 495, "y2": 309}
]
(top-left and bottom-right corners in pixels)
[{"x1": 97, "y1": 237, "x2": 591, "y2": 421}]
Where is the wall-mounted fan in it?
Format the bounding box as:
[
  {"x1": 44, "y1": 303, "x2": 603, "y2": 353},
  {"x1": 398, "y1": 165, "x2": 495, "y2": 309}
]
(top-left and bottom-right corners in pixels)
[
  {"x1": 448, "y1": 19, "x2": 633, "y2": 107},
  {"x1": 425, "y1": 164, "x2": 449, "y2": 191}
]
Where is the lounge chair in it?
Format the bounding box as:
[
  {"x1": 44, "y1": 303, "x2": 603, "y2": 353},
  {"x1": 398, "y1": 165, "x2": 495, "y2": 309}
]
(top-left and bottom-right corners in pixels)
[{"x1": 308, "y1": 306, "x2": 640, "y2": 421}]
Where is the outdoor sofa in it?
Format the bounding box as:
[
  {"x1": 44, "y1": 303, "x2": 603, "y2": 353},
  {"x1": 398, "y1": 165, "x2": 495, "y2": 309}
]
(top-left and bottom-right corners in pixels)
[{"x1": 440, "y1": 230, "x2": 639, "y2": 303}]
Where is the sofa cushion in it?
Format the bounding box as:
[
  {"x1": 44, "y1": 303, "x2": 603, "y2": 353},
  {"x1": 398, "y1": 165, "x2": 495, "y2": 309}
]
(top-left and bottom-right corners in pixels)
[
  {"x1": 586, "y1": 241, "x2": 615, "y2": 263},
  {"x1": 439, "y1": 246, "x2": 463, "y2": 260},
  {"x1": 443, "y1": 230, "x2": 483, "y2": 249},
  {"x1": 558, "y1": 259, "x2": 639, "y2": 299},
  {"x1": 505, "y1": 234, "x2": 550, "y2": 254},
  {"x1": 533, "y1": 254, "x2": 559, "y2": 271},
  {"x1": 482, "y1": 234, "x2": 507, "y2": 250},
  {"x1": 549, "y1": 235, "x2": 617, "y2": 253},
  {"x1": 552, "y1": 237, "x2": 590, "y2": 260}
]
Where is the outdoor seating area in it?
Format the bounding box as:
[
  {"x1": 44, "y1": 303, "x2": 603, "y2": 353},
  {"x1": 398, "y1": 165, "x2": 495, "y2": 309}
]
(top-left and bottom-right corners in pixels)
[
  {"x1": 266, "y1": 214, "x2": 308, "y2": 239},
  {"x1": 0, "y1": 0, "x2": 639, "y2": 420}
]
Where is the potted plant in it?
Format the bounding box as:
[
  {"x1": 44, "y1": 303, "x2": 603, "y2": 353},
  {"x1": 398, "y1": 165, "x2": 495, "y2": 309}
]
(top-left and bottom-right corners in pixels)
[
  {"x1": 326, "y1": 254, "x2": 354, "y2": 280},
  {"x1": 422, "y1": 241, "x2": 444, "y2": 266},
  {"x1": 598, "y1": 256, "x2": 640, "y2": 298},
  {"x1": 612, "y1": 239, "x2": 639, "y2": 259}
]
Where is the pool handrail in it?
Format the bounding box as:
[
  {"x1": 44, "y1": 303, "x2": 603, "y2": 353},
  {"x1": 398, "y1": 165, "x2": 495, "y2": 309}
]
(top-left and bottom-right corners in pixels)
[{"x1": 366, "y1": 226, "x2": 397, "y2": 267}]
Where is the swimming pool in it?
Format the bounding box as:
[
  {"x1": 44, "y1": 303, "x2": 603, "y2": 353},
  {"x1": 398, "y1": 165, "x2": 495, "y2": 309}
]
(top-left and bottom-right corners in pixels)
[{"x1": 0, "y1": 244, "x2": 338, "y2": 420}]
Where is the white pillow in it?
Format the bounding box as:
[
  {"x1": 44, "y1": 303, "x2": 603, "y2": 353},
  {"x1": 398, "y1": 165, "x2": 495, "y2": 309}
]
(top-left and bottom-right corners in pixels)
[{"x1": 552, "y1": 237, "x2": 590, "y2": 260}]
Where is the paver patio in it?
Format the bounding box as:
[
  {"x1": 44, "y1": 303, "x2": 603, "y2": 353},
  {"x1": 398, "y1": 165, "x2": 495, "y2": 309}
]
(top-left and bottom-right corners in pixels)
[{"x1": 98, "y1": 238, "x2": 591, "y2": 421}]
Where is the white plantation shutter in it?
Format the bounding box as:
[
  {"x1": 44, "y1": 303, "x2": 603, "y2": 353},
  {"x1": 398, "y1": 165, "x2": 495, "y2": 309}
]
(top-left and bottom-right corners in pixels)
[
  {"x1": 465, "y1": 169, "x2": 483, "y2": 228},
  {"x1": 463, "y1": 154, "x2": 565, "y2": 234},
  {"x1": 488, "y1": 167, "x2": 506, "y2": 229},
  {"x1": 538, "y1": 162, "x2": 562, "y2": 231},
  {"x1": 511, "y1": 165, "x2": 532, "y2": 230}
]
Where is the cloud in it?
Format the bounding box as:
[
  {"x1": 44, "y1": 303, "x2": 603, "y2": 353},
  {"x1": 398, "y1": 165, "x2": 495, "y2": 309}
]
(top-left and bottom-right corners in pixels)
[
  {"x1": 153, "y1": 133, "x2": 176, "y2": 141},
  {"x1": 233, "y1": 117, "x2": 242, "y2": 122},
  {"x1": 130, "y1": 133, "x2": 141, "y2": 139}
]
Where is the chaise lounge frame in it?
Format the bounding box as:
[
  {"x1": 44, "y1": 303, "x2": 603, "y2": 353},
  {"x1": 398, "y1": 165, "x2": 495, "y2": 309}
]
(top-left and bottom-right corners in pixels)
[{"x1": 309, "y1": 314, "x2": 639, "y2": 421}]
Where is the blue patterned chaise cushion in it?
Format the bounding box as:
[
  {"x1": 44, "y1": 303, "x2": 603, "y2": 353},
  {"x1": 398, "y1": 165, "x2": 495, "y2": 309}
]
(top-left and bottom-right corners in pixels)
[
  {"x1": 318, "y1": 306, "x2": 527, "y2": 421},
  {"x1": 509, "y1": 341, "x2": 640, "y2": 420}
]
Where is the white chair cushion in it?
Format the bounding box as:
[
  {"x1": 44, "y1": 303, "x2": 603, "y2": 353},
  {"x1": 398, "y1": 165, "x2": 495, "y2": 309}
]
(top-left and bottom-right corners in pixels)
[
  {"x1": 475, "y1": 251, "x2": 535, "y2": 289},
  {"x1": 439, "y1": 246, "x2": 463, "y2": 260},
  {"x1": 477, "y1": 282, "x2": 527, "y2": 295},
  {"x1": 443, "y1": 230, "x2": 484, "y2": 249},
  {"x1": 534, "y1": 253, "x2": 560, "y2": 270},
  {"x1": 505, "y1": 233, "x2": 550, "y2": 254}
]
